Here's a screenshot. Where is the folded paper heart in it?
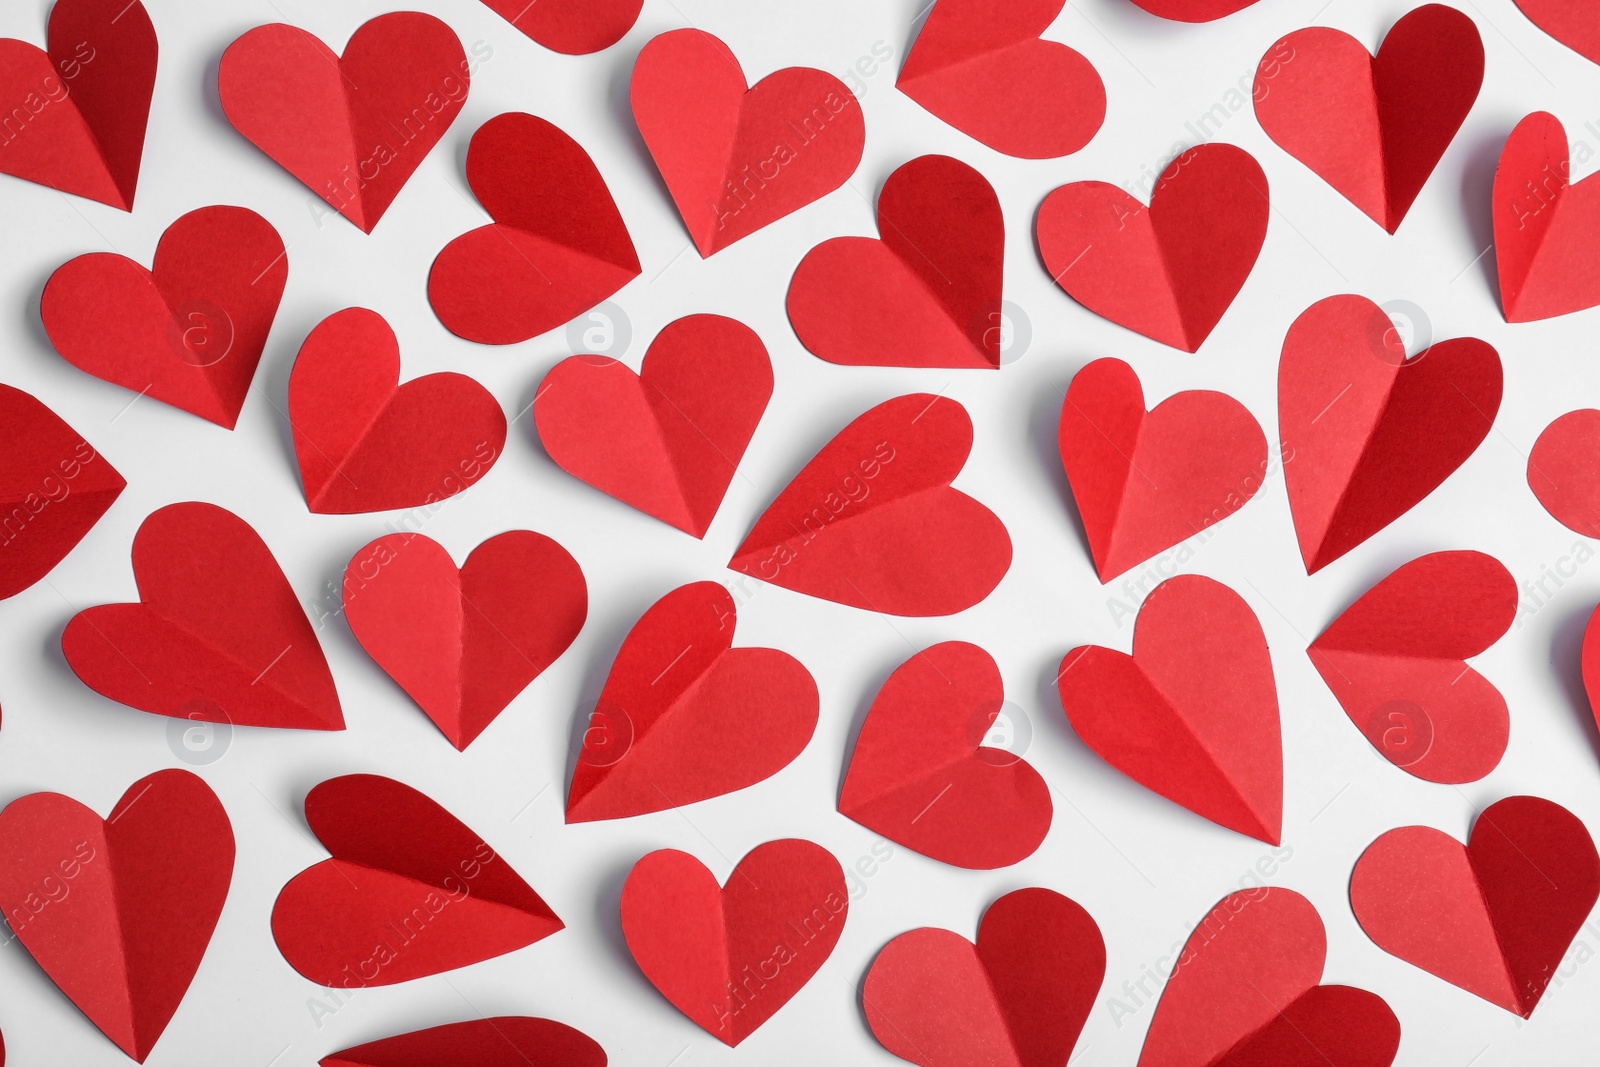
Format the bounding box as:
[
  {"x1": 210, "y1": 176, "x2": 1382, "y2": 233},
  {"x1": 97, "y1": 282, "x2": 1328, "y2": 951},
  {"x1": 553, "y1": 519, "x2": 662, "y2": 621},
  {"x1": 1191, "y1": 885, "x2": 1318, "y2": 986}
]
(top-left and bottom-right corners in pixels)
[
  {"x1": 476, "y1": 0, "x2": 642, "y2": 54},
  {"x1": 62, "y1": 501, "x2": 344, "y2": 730},
  {"x1": 42, "y1": 205, "x2": 287, "y2": 428},
  {"x1": 621, "y1": 839, "x2": 845, "y2": 1046},
  {"x1": 0, "y1": 769, "x2": 233, "y2": 1063},
  {"x1": 322, "y1": 1016, "x2": 607, "y2": 1067},
  {"x1": 272, "y1": 774, "x2": 563, "y2": 986},
  {"x1": 1530, "y1": 409, "x2": 1600, "y2": 535},
  {"x1": 1127, "y1": 0, "x2": 1261, "y2": 21},
  {"x1": 1513, "y1": 0, "x2": 1600, "y2": 65},
  {"x1": 1494, "y1": 112, "x2": 1600, "y2": 322}
]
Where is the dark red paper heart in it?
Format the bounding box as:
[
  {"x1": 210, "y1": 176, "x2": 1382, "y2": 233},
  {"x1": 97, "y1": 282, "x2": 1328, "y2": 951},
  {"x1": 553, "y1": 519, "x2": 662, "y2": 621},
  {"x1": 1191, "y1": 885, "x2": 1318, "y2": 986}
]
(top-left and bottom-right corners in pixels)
[
  {"x1": 1494, "y1": 112, "x2": 1600, "y2": 323},
  {"x1": 322, "y1": 1016, "x2": 606, "y2": 1067},
  {"x1": 1529, "y1": 408, "x2": 1600, "y2": 535},
  {"x1": 1513, "y1": 0, "x2": 1600, "y2": 65},
  {"x1": 477, "y1": 0, "x2": 642, "y2": 54}
]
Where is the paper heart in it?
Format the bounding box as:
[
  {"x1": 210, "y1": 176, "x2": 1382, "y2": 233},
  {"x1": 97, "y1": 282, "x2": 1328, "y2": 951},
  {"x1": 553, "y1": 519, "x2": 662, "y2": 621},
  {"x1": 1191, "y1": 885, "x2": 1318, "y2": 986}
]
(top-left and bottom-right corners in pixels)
[
  {"x1": 729, "y1": 394, "x2": 1012, "y2": 616},
  {"x1": 1582, "y1": 606, "x2": 1600, "y2": 732},
  {"x1": 840, "y1": 642, "x2": 1051, "y2": 869},
  {"x1": 429, "y1": 112, "x2": 640, "y2": 345},
  {"x1": 219, "y1": 12, "x2": 468, "y2": 233},
  {"x1": 343, "y1": 531, "x2": 587, "y2": 750},
  {"x1": 787, "y1": 154, "x2": 1005, "y2": 369},
  {"x1": 0, "y1": 0, "x2": 155, "y2": 209},
  {"x1": 1279, "y1": 295, "x2": 1501, "y2": 572},
  {"x1": 1351, "y1": 795, "x2": 1600, "y2": 1017},
  {"x1": 288, "y1": 307, "x2": 506, "y2": 514},
  {"x1": 1530, "y1": 409, "x2": 1600, "y2": 534},
  {"x1": 895, "y1": 0, "x2": 1104, "y2": 158},
  {"x1": 1127, "y1": 0, "x2": 1261, "y2": 21},
  {"x1": 1058, "y1": 574, "x2": 1281, "y2": 843},
  {"x1": 1036, "y1": 144, "x2": 1268, "y2": 351},
  {"x1": 567, "y1": 582, "x2": 817, "y2": 822},
  {"x1": 1494, "y1": 112, "x2": 1600, "y2": 322},
  {"x1": 1513, "y1": 0, "x2": 1600, "y2": 65},
  {"x1": 61, "y1": 501, "x2": 343, "y2": 730},
  {"x1": 477, "y1": 0, "x2": 642, "y2": 54},
  {"x1": 41, "y1": 205, "x2": 287, "y2": 428},
  {"x1": 1308, "y1": 551, "x2": 1515, "y2": 783},
  {"x1": 621, "y1": 839, "x2": 845, "y2": 1046},
  {"x1": 630, "y1": 29, "x2": 865, "y2": 257},
  {"x1": 0, "y1": 384, "x2": 124, "y2": 599},
  {"x1": 1059, "y1": 357, "x2": 1267, "y2": 583},
  {"x1": 272, "y1": 774, "x2": 563, "y2": 986},
  {"x1": 1254, "y1": 6, "x2": 1482, "y2": 233},
  {"x1": 0, "y1": 769, "x2": 233, "y2": 1062},
  {"x1": 863, "y1": 888, "x2": 1103, "y2": 1067},
  {"x1": 535, "y1": 314, "x2": 772, "y2": 536},
  {"x1": 322, "y1": 1017, "x2": 606, "y2": 1067},
  {"x1": 1140, "y1": 888, "x2": 1400, "y2": 1067}
]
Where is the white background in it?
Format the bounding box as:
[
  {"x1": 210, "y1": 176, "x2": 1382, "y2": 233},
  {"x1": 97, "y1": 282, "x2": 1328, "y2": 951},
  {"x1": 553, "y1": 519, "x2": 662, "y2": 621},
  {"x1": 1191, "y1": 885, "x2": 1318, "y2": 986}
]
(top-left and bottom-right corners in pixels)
[{"x1": 1, "y1": 0, "x2": 1598, "y2": 1063}]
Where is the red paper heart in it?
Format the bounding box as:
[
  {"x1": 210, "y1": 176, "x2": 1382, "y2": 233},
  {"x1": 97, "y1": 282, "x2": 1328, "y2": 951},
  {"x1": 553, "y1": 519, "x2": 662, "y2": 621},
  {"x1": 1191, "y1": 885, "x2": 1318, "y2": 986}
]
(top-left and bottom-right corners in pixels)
[
  {"x1": 429, "y1": 112, "x2": 640, "y2": 345},
  {"x1": 567, "y1": 582, "x2": 817, "y2": 822},
  {"x1": 1514, "y1": 0, "x2": 1600, "y2": 65},
  {"x1": 1494, "y1": 112, "x2": 1600, "y2": 322},
  {"x1": 344, "y1": 531, "x2": 587, "y2": 750},
  {"x1": 62, "y1": 502, "x2": 343, "y2": 729},
  {"x1": 1058, "y1": 574, "x2": 1281, "y2": 843},
  {"x1": 478, "y1": 0, "x2": 642, "y2": 54},
  {"x1": 1278, "y1": 295, "x2": 1501, "y2": 572},
  {"x1": 1127, "y1": 0, "x2": 1261, "y2": 22},
  {"x1": 0, "y1": 384, "x2": 124, "y2": 599},
  {"x1": 630, "y1": 29, "x2": 865, "y2": 257},
  {"x1": 1530, "y1": 409, "x2": 1600, "y2": 534},
  {"x1": 1309, "y1": 551, "x2": 1515, "y2": 783},
  {"x1": 0, "y1": 770, "x2": 233, "y2": 1062},
  {"x1": 0, "y1": 0, "x2": 155, "y2": 209},
  {"x1": 535, "y1": 314, "x2": 772, "y2": 536},
  {"x1": 288, "y1": 307, "x2": 506, "y2": 515},
  {"x1": 621, "y1": 839, "x2": 845, "y2": 1046},
  {"x1": 1582, "y1": 605, "x2": 1600, "y2": 732},
  {"x1": 1059, "y1": 357, "x2": 1267, "y2": 583},
  {"x1": 1254, "y1": 6, "x2": 1482, "y2": 233},
  {"x1": 863, "y1": 888, "x2": 1103, "y2": 1067},
  {"x1": 1140, "y1": 888, "x2": 1400, "y2": 1067},
  {"x1": 1351, "y1": 795, "x2": 1600, "y2": 1017},
  {"x1": 41, "y1": 205, "x2": 287, "y2": 428},
  {"x1": 787, "y1": 155, "x2": 1005, "y2": 369},
  {"x1": 272, "y1": 774, "x2": 563, "y2": 986},
  {"x1": 840, "y1": 641, "x2": 1051, "y2": 869},
  {"x1": 322, "y1": 1017, "x2": 606, "y2": 1067},
  {"x1": 895, "y1": 0, "x2": 1104, "y2": 159},
  {"x1": 219, "y1": 13, "x2": 468, "y2": 233},
  {"x1": 1036, "y1": 144, "x2": 1268, "y2": 351},
  {"x1": 729, "y1": 394, "x2": 1012, "y2": 616}
]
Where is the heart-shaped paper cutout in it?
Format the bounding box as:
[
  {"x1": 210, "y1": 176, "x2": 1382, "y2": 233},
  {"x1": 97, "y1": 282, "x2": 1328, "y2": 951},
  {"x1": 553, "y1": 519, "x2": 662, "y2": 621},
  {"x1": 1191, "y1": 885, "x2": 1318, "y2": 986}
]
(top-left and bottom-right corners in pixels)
[
  {"x1": 621, "y1": 839, "x2": 845, "y2": 1046},
  {"x1": 1060, "y1": 357, "x2": 1267, "y2": 583},
  {"x1": 630, "y1": 29, "x2": 865, "y2": 257},
  {"x1": 729, "y1": 394, "x2": 1012, "y2": 616},
  {"x1": 863, "y1": 888, "x2": 1103, "y2": 1067},
  {"x1": 788, "y1": 154, "x2": 1005, "y2": 369},
  {"x1": 1351, "y1": 795, "x2": 1600, "y2": 1017},
  {"x1": 1529, "y1": 408, "x2": 1600, "y2": 535},
  {"x1": 535, "y1": 314, "x2": 772, "y2": 536},
  {"x1": 1513, "y1": 0, "x2": 1600, "y2": 65},
  {"x1": 288, "y1": 307, "x2": 506, "y2": 515},
  {"x1": 42, "y1": 205, "x2": 287, "y2": 428},
  {"x1": 0, "y1": 770, "x2": 233, "y2": 1063},
  {"x1": 429, "y1": 112, "x2": 640, "y2": 344},
  {"x1": 477, "y1": 0, "x2": 642, "y2": 54},
  {"x1": 62, "y1": 501, "x2": 343, "y2": 730},
  {"x1": 1058, "y1": 574, "x2": 1282, "y2": 843},
  {"x1": 1581, "y1": 605, "x2": 1600, "y2": 734},
  {"x1": 219, "y1": 12, "x2": 468, "y2": 232},
  {"x1": 272, "y1": 774, "x2": 563, "y2": 986},
  {"x1": 322, "y1": 1017, "x2": 606, "y2": 1067},
  {"x1": 1128, "y1": 0, "x2": 1261, "y2": 22},
  {"x1": 1494, "y1": 112, "x2": 1600, "y2": 322},
  {"x1": 344, "y1": 531, "x2": 587, "y2": 750},
  {"x1": 1036, "y1": 143, "x2": 1268, "y2": 351},
  {"x1": 567, "y1": 581, "x2": 817, "y2": 822},
  {"x1": 840, "y1": 641, "x2": 1051, "y2": 869}
]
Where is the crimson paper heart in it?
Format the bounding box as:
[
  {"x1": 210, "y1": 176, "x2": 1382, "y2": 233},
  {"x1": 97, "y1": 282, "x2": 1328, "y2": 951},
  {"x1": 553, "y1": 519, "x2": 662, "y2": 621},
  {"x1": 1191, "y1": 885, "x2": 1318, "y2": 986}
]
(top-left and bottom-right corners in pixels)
[
  {"x1": 788, "y1": 154, "x2": 1005, "y2": 369},
  {"x1": 840, "y1": 642, "x2": 1051, "y2": 869},
  {"x1": 1036, "y1": 144, "x2": 1268, "y2": 351},
  {"x1": 535, "y1": 314, "x2": 772, "y2": 536},
  {"x1": 631, "y1": 29, "x2": 865, "y2": 257},
  {"x1": 0, "y1": 770, "x2": 233, "y2": 1062},
  {"x1": 729, "y1": 394, "x2": 1012, "y2": 616},
  {"x1": 621, "y1": 839, "x2": 845, "y2": 1046},
  {"x1": 1494, "y1": 112, "x2": 1600, "y2": 322},
  {"x1": 288, "y1": 308, "x2": 506, "y2": 514},
  {"x1": 1514, "y1": 0, "x2": 1600, "y2": 65},
  {"x1": 272, "y1": 774, "x2": 563, "y2": 986},
  {"x1": 1279, "y1": 294, "x2": 1501, "y2": 572},
  {"x1": 1530, "y1": 409, "x2": 1600, "y2": 534},
  {"x1": 42, "y1": 205, "x2": 287, "y2": 428},
  {"x1": 1351, "y1": 795, "x2": 1600, "y2": 1017},
  {"x1": 322, "y1": 1017, "x2": 606, "y2": 1067},
  {"x1": 478, "y1": 0, "x2": 641, "y2": 54},
  {"x1": 1058, "y1": 574, "x2": 1282, "y2": 843},
  {"x1": 1128, "y1": 0, "x2": 1261, "y2": 21},
  {"x1": 344, "y1": 531, "x2": 587, "y2": 750},
  {"x1": 62, "y1": 502, "x2": 344, "y2": 730},
  {"x1": 567, "y1": 582, "x2": 817, "y2": 822},
  {"x1": 219, "y1": 13, "x2": 468, "y2": 232}
]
